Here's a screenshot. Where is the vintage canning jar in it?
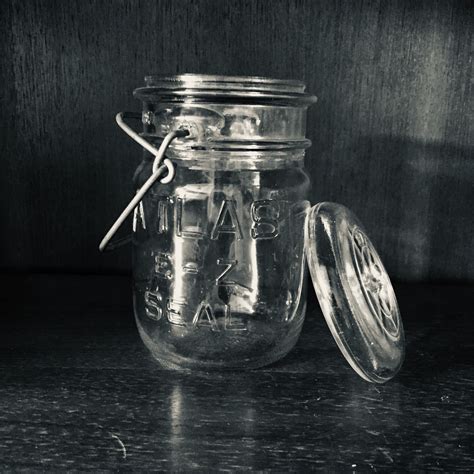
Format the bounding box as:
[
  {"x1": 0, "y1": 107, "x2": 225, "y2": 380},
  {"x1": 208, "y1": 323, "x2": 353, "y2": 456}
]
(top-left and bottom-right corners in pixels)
[{"x1": 101, "y1": 74, "x2": 405, "y2": 383}]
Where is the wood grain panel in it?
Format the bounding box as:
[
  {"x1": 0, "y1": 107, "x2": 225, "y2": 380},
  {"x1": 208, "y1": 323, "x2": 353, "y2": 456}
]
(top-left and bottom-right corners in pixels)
[{"x1": 0, "y1": 0, "x2": 472, "y2": 279}]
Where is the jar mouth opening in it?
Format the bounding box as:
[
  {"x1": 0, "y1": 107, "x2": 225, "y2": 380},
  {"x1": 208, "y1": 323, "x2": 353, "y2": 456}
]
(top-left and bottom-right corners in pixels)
[
  {"x1": 144, "y1": 74, "x2": 306, "y2": 93},
  {"x1": 135, "y1": 74, "x2": 317, "y2": 106}
]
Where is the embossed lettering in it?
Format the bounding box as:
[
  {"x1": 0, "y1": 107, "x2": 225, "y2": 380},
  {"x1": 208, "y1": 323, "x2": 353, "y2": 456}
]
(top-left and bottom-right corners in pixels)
[
  {"x1": 144, "y1": 290, "x2": 163, "y2": 320},
  {"x1": 183, "y1": 262, "x2": 200, "y2": 274},
  {"x1": 176, "y1": 196, "x2": 207, "y2": 239},
  {"x1": 251, "y1": 200, "x2": 280, "y2": 239},
  {"x1": 156, "y1": 198, "x2": 171, "y2": 234},
  {"x1": 211, "y1": 200, "x2": 243, "y2": 240},
  {"x1": 193, "y1": 302, "x2": 219, "y2": 331},
  {"x1": 154, "y1": 252, "x2": 172, "y2": 279},
  {"x1": 224, "y1": 305, "x2": 247, "y2": 331},
  {"x1": 216, "y1": 259, "x2": 237, "y2": 286},
  {"x1": 167, "y1": 298, "x2": 187, "y2": 326},
  {"x1": 133, "y1": 200, "x2": 146, "y2": 232}
]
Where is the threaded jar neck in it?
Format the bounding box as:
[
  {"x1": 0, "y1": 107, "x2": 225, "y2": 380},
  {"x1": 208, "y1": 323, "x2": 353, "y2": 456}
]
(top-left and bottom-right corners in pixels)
[{"x1": 134, "y1": 74, "x2": 317, "y2": 154}]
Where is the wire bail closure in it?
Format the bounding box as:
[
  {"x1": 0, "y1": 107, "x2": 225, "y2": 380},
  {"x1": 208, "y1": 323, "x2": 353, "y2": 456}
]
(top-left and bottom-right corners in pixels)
[{"x1": 99, "y1": 112, "x2": 189, "y2": 252}]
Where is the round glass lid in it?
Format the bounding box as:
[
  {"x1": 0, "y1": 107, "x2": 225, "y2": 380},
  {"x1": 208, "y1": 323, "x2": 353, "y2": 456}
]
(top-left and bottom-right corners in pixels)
[{"x1": 305, "y1": 202, "x2": 405, "y2": 383}]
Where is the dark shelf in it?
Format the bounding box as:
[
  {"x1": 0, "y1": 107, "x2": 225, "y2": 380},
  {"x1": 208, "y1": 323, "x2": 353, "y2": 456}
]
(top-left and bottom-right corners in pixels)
[{"x1": 0, "y1": 274, "x2": 473, "y2": 471}]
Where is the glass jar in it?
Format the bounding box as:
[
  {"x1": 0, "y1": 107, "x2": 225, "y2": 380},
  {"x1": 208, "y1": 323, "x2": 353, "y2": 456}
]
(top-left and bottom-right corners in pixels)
[
  {"x1": 101, "y1": 74, "x2": 405, "y2": 382},
  {"x1": 131, "y1": 75, "x2": 316, "y2": 370}
]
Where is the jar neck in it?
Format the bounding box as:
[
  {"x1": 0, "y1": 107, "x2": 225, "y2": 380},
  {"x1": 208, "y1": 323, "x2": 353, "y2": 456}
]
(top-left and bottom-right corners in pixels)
[{"x1": 139, "y1": 101, "x2": 311, "y2": 151}]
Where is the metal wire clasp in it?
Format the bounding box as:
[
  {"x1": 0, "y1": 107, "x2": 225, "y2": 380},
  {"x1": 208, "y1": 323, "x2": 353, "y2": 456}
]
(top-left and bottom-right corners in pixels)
[{"x1": 99, "y1": 113, "x2": 189, "y2": 252}]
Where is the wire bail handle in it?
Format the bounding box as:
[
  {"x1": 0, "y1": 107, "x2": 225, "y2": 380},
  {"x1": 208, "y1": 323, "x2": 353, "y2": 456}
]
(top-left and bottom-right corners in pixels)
[{"x1": 99, "y1": 113, "x2": 189, "y2": 252}]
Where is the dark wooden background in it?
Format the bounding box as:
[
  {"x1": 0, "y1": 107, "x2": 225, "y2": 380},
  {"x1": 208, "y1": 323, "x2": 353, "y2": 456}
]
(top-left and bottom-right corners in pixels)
[{"x1": 1, "y1": 0, "x2": 472, "y2": 281}]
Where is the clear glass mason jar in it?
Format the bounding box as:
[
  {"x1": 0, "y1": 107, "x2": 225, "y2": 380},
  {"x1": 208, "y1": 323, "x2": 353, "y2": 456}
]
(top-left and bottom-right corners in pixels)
[
  {"x1": 130, "y1": 75, "x2": 317, "y2": 370},
  {"x1": 101, "y1": 74, "x2": 405, "y2": 382}
]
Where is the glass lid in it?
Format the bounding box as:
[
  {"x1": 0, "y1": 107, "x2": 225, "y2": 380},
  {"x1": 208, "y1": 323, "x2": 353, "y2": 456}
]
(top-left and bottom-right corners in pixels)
[{"x1": 305, "y1": 202, "x2": 405, "y2": 383}]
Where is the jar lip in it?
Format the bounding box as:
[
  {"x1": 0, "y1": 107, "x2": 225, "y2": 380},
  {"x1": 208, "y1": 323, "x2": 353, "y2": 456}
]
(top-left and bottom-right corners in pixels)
[{"x1": 136, "y1": 74, "x2": 317, "y2": 105}]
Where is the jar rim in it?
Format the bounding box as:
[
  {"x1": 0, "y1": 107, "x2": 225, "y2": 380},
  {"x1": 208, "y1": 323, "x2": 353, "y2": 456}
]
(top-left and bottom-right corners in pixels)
[{"x1": 135, "y1": 74, "x2": 317, "y2": 105}]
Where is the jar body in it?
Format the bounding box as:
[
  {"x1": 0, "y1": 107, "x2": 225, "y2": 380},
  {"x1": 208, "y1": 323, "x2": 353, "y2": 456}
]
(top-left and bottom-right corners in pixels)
[{"x1": 132, "y1": 151, "x2": 310, "y2": 369}]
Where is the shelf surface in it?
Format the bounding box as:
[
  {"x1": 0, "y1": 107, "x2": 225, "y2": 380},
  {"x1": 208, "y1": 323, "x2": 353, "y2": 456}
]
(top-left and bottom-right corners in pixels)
[{"x1": 0, "y1": 274, "x2": 472, "y2": 471}]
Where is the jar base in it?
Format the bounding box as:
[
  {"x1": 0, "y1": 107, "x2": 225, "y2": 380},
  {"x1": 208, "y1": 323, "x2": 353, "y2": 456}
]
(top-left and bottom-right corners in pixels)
[{"x1": 136, "y1": 313, "x2": 305, "y2": 371}]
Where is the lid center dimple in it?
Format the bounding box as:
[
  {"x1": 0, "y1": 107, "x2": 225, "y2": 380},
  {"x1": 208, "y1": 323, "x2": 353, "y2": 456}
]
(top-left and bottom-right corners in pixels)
[{"x1": 362, "y1": 269, "x2": 383, "y2": 294}]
